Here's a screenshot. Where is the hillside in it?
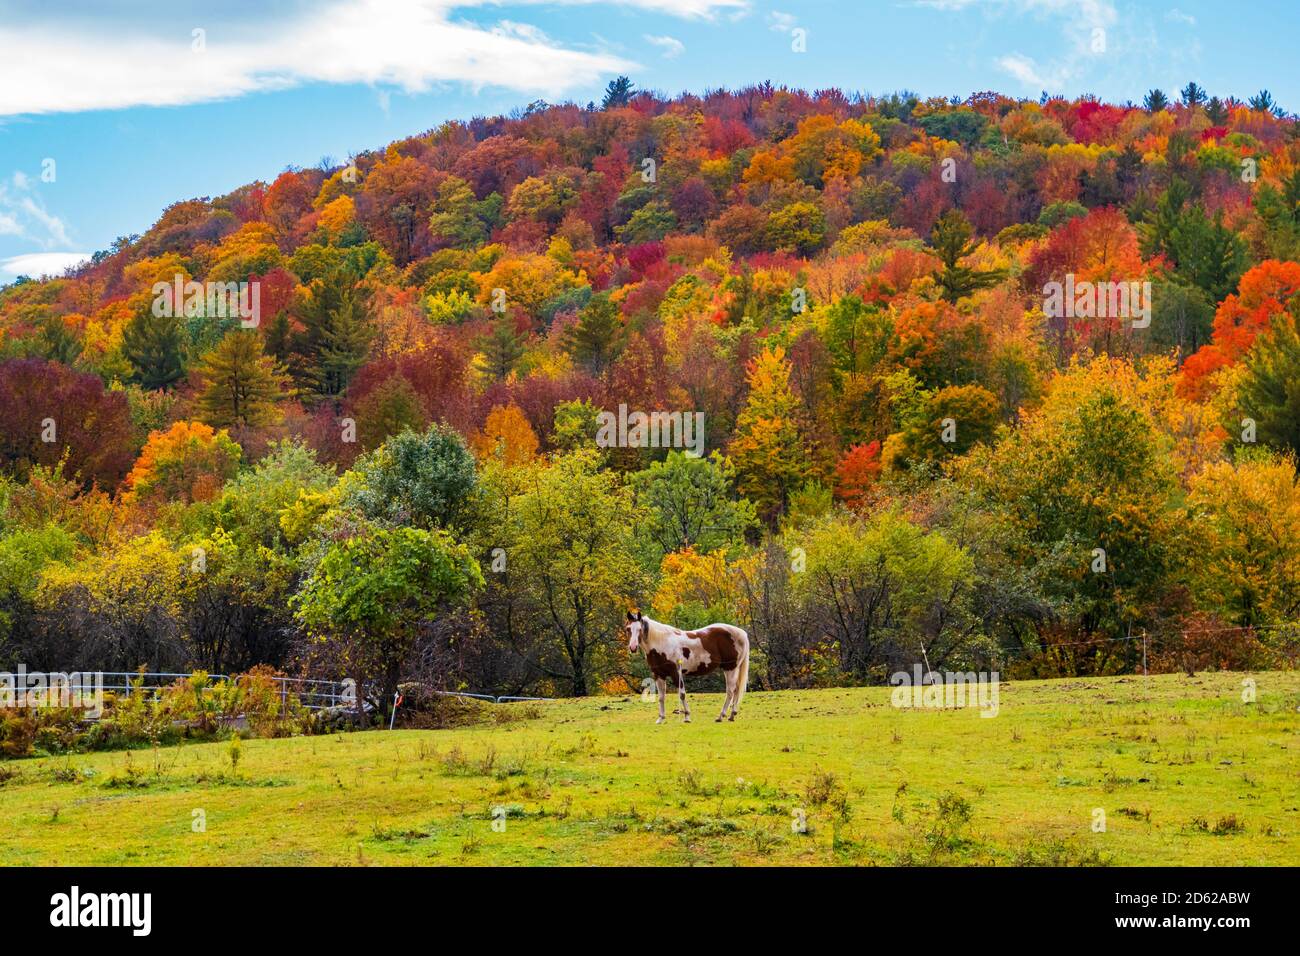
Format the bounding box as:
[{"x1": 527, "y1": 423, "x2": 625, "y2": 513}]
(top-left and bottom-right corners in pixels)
[
  {"x1": 1, "y1": 83, "x2": 1299, "y2": 701},
  {"x1": 4, "y1": 673, "x2": 1298, "y2": 866}
]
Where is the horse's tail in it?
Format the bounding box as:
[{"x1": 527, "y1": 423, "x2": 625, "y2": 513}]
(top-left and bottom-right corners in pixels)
[{"x1": 734, "y1": 629, "x2": 750, "y2": 711}]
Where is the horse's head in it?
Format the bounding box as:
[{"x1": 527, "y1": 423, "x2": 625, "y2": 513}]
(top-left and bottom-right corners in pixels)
[{"x1": 625, "y1": 610, "x2": 648, "y2": 653}]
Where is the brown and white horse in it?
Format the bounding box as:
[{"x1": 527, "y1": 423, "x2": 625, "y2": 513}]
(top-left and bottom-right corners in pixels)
[{"x1": 625, "y1": 611, "x2": 750, "y2": 723}]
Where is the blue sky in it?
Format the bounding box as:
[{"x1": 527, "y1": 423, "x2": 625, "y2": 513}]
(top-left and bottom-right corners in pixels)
[{"x1": 2, "y1": 0, "x2": 1296, "y2": 281}]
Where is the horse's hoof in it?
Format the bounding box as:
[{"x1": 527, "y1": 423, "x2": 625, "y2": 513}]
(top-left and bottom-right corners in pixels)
[
  {"x1": 728, "y1": 714, "x2": 736, "y2": 722},
  {"x1": 714, "y1": 716, "x2": 723, "y2": 722},
  {"x1": 655, "y1": 717, "x2": 664, "y2": 724},
  {"x1": 683, "y1": 717, "x2": 691, "y2": 723}
]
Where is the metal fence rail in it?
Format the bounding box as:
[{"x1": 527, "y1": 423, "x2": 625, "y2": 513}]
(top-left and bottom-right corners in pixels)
[
  {"x1": 37, "y1": 672, "x2": 353, "y2": 711},
  {"x1": 7, "y1": 672, "x2": 552, "y2": 712}
]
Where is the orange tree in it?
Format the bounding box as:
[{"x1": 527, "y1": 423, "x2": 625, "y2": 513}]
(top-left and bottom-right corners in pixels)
[{"x1": 124, "y1": 420, "x2": 241, "y2": 505}]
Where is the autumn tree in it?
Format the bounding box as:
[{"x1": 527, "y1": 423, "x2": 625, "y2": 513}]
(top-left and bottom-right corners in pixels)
[
  {"x1": 124, "y1": 421, "x2": 242, "y2": 505},
  {"x1": 471, "y1": 404, "x2": 540, "y2": 467},
  {"x1": 1189, "y1": 449, "x2": 1300, "y2": 628},
  {"x1": 0, "y1": 359, "x2": 135, "y2": 489},
  {"x1": 833, "y1": 440, "x2": 882, "y2": 510},
  {"x1": 729, "y1": 346, "x2": 808, "y2": 522}
]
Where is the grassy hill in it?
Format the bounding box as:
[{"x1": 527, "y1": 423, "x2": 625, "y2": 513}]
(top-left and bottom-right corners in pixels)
[{"x1": 3, "y1": 671, "x2": 1297, "y2": 866}]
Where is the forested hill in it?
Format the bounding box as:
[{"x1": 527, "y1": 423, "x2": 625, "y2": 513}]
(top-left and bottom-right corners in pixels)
[{"x1": 1, "y1": 81, "x2": 1298, "y2": 696}]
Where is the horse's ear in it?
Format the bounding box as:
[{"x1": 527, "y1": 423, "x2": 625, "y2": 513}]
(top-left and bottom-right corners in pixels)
[
  {"x1": 626, "y1": 611, "x2": 635, "y2": 622},
  {"x1": 635, "y1": 611, "x2": 643, "y2": 621}
]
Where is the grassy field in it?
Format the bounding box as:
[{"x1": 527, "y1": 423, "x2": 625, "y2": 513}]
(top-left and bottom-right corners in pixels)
[{"x1": 2, "y1": 671, "x2": 1297, "y2": 866}]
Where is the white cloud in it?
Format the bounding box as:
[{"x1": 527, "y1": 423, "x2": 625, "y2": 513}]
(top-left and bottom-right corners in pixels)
[
  {"x1": 0, "y1": 174, "x2": 73, "y2": 250},
  {"x1": 995, "y1": 53, "x2": 1071, "y2": 90},
  {"x1": 0, "y1": 0, "x2": 672, "y2": 116},
  {"x1": 913, "y1": 0, "x2": 1120, "y2": 93},
  {"x1": 568, "y1": 0, "x2": 746, "y2": 17},
  {"x1": 1165, "y1": 8, "x2": 1196, "y2": 26},
  {"x1": 0, "y1": 252, "x2": 91, "y2": 280},
  {"x1": 767, "y1": 11, "x2": 799, "y2": 33},
  {"x1": 644, "y1": 34, "x2": 686, "y2": 58}
]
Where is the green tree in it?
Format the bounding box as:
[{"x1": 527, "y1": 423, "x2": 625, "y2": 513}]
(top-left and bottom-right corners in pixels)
[
  {"x1": 122, "y1": 306, "x2": 186, "y2": 390},
  {"x1": 1149, "y1": 278, "x2": 1214, "y2": 361},
  {"x1": 1248, "y1": 89, "x2": 1285, "y2": 117},
  {"x1": 1143, "y1": 180, "x2": 1246, "y2": 303},
  {"x1": 1167, "y1": 207, "x2": 1247, "y2": 304},
  {"x1": 765, "y1": 201, "x2": 826, "y2": 256},
  {"x1": 561, "y1": 293, "x2": 624, "y2": 375},
  {"x1": 616, "y1": 201, "x2": 677, "y2": 243},
  {"x1": 1254, "y1": 168, "x2": 1300, "y2": 261},
  {"x1": 883, "y1": 381, "x2": 1001, "y2": 470},
  {"x1": 631, "y1": 451, "x2": 757, "y2": 561},
  {"x1": 1239, "y1": 309, "x2": 1300, "y2": 457},
  {"x1": 293, "y1": 524, "x2": 482, "y2": 719},
  {"x1": 195, "y1": 330, "x2": 287, "y2": 428},
  {"x1": 292, "y1": 268, "x2": 374, "y2": 399},
  {"x1": 428, "y1": 177, "x2": 500, "y2": 250},
  {"x1": 552, "y1": 399, "x2": 601, "y2": 451},
  {"x1": 352, "y1": 375, "x2": 429, "y2": 451},
  {"x1": 1143, "y1": 89, "x2": 1169, "y2": 112},
  {"x1": 1180, "y1": 81, "x2": 1207, "y2": 109},
  {"x1": 790, "y1": 510, "x2": 976, "y2": 678},
  {"x1": 478, "y1": 452, "x2": 646, "y2": 695},
  {"x1": 930, "y1": 209, "x2": 1004, "y2": 303},
  {"x1": 344, "y1": 424, "x2": 477, "y2": 530},
  {"x1": 956, "y1": 369, "x2": 1187, "y2": 643},
  {"x1": 474, "y1": 312, "x2": 527, "y2": 382},
  {"x1": 601, "y1": 76, "x2": 635, "y2": 110}
]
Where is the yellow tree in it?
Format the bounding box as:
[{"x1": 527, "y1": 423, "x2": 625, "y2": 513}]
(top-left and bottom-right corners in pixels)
[
  {"x1": 728, "y1": 346, "x2": 807, "y2": 522},
  {"x1": 1189, "y1": 450, "x2": 1300, "y2": 627}
]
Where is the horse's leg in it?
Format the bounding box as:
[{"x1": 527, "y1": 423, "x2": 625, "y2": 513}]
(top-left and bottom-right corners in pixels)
[
  {"x1": 717, "y1": 669, "x2": 736, "y2": 722},
  {"x1": 678, "y1": 672, "x2": 691, "y2": 722},
  {"x1": 655, "y1": 678, "x2": 667, "y2": 724}
]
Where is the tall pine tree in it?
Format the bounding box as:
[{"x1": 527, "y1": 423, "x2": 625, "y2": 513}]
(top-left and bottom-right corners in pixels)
[
  {"x1": 122, "y1": 305, "x2": 186, "y2": 390},
  {"x1": 195, "y1": 329, "x2": 287, "y2": 428},
  {"x1": 474, "y1": 312, "x2": 528, "y2": 382},
  {"x1": 292, "y1": 268, "x2": 374, "y2": 399}
]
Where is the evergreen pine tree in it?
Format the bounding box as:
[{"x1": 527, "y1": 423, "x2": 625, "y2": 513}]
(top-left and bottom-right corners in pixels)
[
  {"x1": 474, "y1": 312, "x2": 527, "y2": 382},
  {"x1": 195, "y1": 329, "x2": 287, "y2": 428},
  {"x1": 122, "y1": 305, "x2": 186, "y2": 390},
  {"x1": 560, "y1": 294, "x2": 623, "y2": 374},
  {"x1": 292, "y1": 269, "x2": 374, "y2": 399},
  {"x1": 930, "y1": 210, "x2": 1005, "y2": 303}
]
